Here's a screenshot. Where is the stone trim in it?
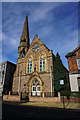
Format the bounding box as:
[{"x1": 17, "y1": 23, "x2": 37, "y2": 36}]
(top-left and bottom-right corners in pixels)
[{"x1": 69, "y1": 72, "x2": 80, "y2": 75}]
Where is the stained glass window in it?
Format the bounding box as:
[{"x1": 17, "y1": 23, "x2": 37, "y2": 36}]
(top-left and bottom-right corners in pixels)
[
  {"x1": 40, "y1": 60, "x2": 42, "y2": 72},
  {"x1": 41, "y1": 54, "x2": 44, "y2": 58},
  {"x1": 30, "y1": 62, "x2": 32, "y2": 73},
  {"x1": 40, "y1": 55, "x2": 45, "y2": 72},
  {"x1": 43, "y1": 59, "x2": 45, "y2": 71},
  {"x1": 27, "y1": 62, "x2": 29, "y2": 73},
  {"x1": 27, "y1": 58, "x2": 32, "y2": 73},
  {"x1": 29, "y1": 58, "x2": 32, "y2": 61}
]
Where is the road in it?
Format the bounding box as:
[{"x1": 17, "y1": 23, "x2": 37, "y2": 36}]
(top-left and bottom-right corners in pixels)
[{"x1": 2, "y1": 103, "x2": 80, "y2": 120}]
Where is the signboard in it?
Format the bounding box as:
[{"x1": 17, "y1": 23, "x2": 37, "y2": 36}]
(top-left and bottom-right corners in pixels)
[{"x1": 60, "y1": 80, "x2": 64, "y2": 85}]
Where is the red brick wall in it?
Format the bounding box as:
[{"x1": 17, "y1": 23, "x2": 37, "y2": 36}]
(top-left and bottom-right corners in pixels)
[
  {"x1": 29, "y1": 92, "x2": 61, "y2": 103},
  {"x1": 29, "y1": 97, "x2": 61, "y2": 103},
  {"x1": 3, "y1": 95, "x2": 20, "y2": 101},
  {"x1": 67, "y1": 50, "x2": 80, "y2": 72}
]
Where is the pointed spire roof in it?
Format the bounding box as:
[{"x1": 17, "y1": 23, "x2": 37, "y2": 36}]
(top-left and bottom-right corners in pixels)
[{"x1": 20, "y1": 14, "x2": 29, "y2": 43}]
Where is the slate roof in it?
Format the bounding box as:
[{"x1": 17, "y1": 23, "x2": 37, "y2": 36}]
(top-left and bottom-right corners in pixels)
[{"x1": 65, "y1": 45, "x2": 80, "y2": 58}]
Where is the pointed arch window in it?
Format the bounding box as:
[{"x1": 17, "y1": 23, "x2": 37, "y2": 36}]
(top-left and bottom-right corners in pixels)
[
  {"x1": 23, "y1": 48, "x2": 25, "y2": 57},
  {"x1": 40, "y1": 54, "x2": 45, "y2": 72},
  {"x1": 27, "y1": 57, "x2": 32, "y2": 73}
]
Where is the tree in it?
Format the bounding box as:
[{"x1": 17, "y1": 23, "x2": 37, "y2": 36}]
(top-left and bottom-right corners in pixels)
[{"x1": 53, "y1": 52, "x2": 68, "y2": 92}]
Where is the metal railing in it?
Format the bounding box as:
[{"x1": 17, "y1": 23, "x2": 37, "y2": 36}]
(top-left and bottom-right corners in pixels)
[
  {"x1": 31, "y1": 92, "x2": 58, "y2": 97},
  {"x1": 10, "y1": 92, "x2": 19, "y2": 96}
]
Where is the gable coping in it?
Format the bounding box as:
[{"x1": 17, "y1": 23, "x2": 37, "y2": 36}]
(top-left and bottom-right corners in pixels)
[{"x1": 65, "y1": 45, "x2": 80, "y2": 58}]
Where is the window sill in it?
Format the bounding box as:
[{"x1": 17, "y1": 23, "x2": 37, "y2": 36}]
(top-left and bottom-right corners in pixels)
[
  {"x1": 39, "y1": 71, "x2": 46, "y2": 74},
  {"x1": 26, "y1": 73, "x2": 32, "y2": 75},
  {"x1": 26, "y1": 71, "x2": 47, "y2": 75}
]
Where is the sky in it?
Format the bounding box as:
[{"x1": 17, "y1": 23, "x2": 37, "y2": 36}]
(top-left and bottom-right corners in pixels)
[{"x1": 2, "y1": 2, "x2": 78, "y2": 70}]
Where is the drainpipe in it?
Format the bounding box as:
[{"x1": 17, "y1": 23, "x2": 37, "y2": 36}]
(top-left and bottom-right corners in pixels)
[
  {"x1": 50, "y1": 66, "x2": 53, "y2": 96},
  {"x1": 18, "y1": 67, "x2": 20, "y2": 95}
]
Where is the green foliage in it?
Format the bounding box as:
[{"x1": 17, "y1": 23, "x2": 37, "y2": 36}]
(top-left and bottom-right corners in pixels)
[
  {"x1": 53, "y1": 52, "x2": 68, "y2": 92},
  {"x1": 60, "y1": 91, "x2": 80, "y2": 98},
  {"x1": 60, "y1": 91, "x2": 71, "y2": 97}
]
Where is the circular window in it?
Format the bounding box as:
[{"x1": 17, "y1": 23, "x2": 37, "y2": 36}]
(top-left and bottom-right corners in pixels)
[
  {"x1": 41, "y1": 54, "x2": 44, "y2": 58},
  {"x1": 29, "y1": 58, "x2": 32, "y2": 61}
]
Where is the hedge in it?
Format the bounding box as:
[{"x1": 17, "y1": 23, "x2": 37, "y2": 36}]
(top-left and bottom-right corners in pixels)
[{"x1": 60, "y1": 91, "x2": 80, "y2": 98}]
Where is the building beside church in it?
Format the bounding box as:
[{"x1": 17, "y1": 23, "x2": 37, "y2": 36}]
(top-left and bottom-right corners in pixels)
[
  {"x1": 12, "y1": 14, "x2": 69, "y2": 99},
  {"x1": 65, "y1": 45, "x2": 80, "y2": 91},
  {"x1": 0, "y1": 61, "x2": 16, "y2": 93}
]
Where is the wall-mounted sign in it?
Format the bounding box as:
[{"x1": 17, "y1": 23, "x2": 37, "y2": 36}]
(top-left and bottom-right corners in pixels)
[{"x1": 60, "y1": 80, "x2": 64, "y2": 85}]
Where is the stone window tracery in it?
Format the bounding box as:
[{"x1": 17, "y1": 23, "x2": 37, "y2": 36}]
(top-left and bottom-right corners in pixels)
[
  {"x1": 27, "y1": 57, "x2": 32, "y2": 73},
  {"x1": 40, "y1": 54, "x2": 45, "y2": 72}
]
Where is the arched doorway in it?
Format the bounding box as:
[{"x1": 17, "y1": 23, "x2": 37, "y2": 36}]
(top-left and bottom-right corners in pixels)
[
  {"x1": 32, "y1": 78, "x2": 41, "y2": 96},
  {"x1": 27, "y1": 75, "x2": 43, "y2": 97}
]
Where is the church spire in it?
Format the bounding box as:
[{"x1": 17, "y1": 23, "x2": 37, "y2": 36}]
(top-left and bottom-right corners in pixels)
[
  {"x1": 18, "y1": 14, "x2": 30, "y2": 58},
  {"x1": 21, "y1": 14, "x2": 29, "y2": 41},
  {"x1": 20, "y1": 14, "x2": 30, "y2": 45}
]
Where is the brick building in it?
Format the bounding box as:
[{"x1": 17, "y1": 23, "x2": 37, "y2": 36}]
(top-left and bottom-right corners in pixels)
[
  {"x1": 0, "y1": 61, "x2": 16, "y2": 93},
  {"x1": 12, "y1": 14, "x2": 69, "y2": 99},
  {"x1": 65, "y1": 46, "x2": 80, "y2": 91}
]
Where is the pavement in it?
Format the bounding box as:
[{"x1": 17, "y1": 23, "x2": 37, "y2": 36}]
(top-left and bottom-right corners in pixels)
[{"x1": 2, "y1": 102, "x2": 80, "y2": 120}]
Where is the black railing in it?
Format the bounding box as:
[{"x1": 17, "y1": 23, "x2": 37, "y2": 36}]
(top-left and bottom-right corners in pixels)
[
  {"x1": 44, "y1": 92, "x2": 58, "y2": 97},
  {"x1": 31, "y1": 92, "x2": 58, "y2": 97},
  {"x1": 2, "y1": 91, "x2": 19, "y2": 95},
  {"x1": 10, "y1": 92, "x2": 19, "y2": 95}
]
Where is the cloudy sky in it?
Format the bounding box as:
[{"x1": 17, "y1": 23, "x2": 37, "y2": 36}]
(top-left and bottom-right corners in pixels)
[{"x1": 2, "y1": 2, "x2": 78, "y2": 69}]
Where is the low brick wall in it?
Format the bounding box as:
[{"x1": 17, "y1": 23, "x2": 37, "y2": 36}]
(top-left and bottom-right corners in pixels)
[
  {"x1": 30, "y1": 96, "x2": 61, "y2": 102},
  {"x1": 61, "y1": 96, "x2": 80, "y2": 103},
  {"x1": 69, "y1": 97, "x2": 80, "y2": 103},
  {"x1": 3, "y1": 95, "x2": 20, "y2": 101},
  {"x1": 29, "y1": 92, "x2": 61, "y2": 103}
]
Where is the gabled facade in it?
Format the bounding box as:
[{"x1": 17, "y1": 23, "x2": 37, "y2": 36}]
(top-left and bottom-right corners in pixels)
[
  {"x1": 65, "y1": 45, "x2": 80, "y2": 91},
  {"x1": 12, "y1": 15, "x2": 55, "y2": 97}
]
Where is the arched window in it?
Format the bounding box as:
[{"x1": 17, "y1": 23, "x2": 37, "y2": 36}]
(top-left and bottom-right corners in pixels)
[
  {"x1": 40, "y1": 54, "x2": 45, "y2": 72},
  {"x1": 20, "y1": 51, "x2": 22, "y2": 58},
  {"x1": 27, "y1": 57, "x2": 32, "y2": 73},
  {"x1": 23, "y1": 48, "x2": 25, "y2": 57}
]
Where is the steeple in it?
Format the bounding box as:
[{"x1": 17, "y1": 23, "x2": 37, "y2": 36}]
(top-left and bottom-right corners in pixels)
[
  {"x1": 20, "y1": 14, "x2": 29, "y2": 43},
  {"x1": 18, "y1": 14, "x2": 30, "y2": 58}
]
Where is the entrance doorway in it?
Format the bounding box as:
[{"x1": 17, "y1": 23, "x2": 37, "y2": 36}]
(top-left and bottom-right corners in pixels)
[{"x1": 32, "y1": 79, "x2": 41, "y2": 96}]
